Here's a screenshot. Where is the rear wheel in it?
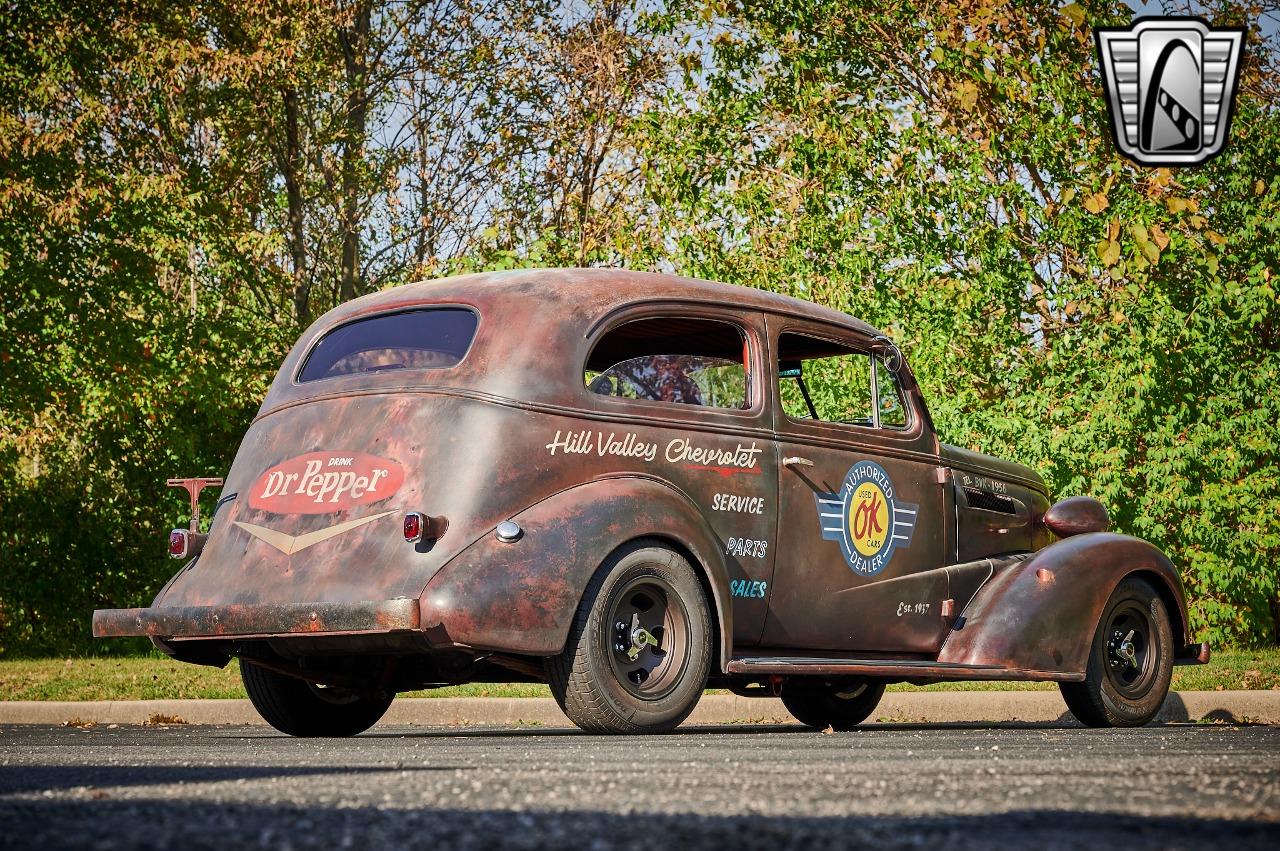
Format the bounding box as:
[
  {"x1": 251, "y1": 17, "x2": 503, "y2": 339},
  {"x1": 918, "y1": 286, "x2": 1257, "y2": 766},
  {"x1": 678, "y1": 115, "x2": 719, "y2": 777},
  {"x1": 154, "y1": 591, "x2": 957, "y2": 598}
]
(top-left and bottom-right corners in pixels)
[
  {"x1": 1060, "y1": 576, "x2": 1173, "y2": 728},
  {"x1": 781, "y1": 679, "x2": 886, "y2": 731},
  {"x1": 547, "y1": 542, "x2": 711, "y2": 734},
  {"x1": 240, "y1": 660, "x2": 393, "y2": 737}
]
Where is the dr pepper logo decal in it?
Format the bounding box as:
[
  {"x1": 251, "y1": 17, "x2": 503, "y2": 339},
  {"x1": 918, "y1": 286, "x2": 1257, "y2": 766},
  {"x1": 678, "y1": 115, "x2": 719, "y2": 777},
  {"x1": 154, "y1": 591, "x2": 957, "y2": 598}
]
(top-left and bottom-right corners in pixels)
[
  {"x1": 248, "y1": 452, "x2": 405, "y2": 514},
  {"x1": 815, "y1": 460, "x2": 917, "y2": 577}
]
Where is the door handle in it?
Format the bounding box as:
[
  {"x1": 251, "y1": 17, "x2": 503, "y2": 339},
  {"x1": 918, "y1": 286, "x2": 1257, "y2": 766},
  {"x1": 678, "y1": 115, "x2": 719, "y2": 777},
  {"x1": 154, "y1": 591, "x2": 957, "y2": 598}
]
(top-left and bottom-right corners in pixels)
[{"x1": 782, "y1": 456, "x2": 814, "y2": 468}]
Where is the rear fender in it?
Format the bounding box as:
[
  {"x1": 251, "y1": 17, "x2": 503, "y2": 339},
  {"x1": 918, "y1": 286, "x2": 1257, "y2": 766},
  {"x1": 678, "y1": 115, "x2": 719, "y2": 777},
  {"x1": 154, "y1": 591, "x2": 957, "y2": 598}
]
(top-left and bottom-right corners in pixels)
[
  {"x1": 938, "y1": 533, "x2": 1190, "y2": 676},
  {"x1": 419, "y1": 476, "x2": 733, "y2": 668}
]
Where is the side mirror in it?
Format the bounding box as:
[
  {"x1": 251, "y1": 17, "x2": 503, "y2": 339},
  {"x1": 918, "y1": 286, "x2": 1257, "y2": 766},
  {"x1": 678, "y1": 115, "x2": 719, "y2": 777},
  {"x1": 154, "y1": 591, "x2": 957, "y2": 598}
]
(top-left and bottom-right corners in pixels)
[{"x1": 872, "y1": 337, "x2": 904, "y2": 374}]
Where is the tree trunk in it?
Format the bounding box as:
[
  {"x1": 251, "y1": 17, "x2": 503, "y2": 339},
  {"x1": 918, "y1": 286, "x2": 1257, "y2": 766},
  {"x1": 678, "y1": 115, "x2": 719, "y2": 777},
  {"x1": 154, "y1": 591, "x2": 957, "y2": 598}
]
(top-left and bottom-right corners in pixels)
[
  {"x1": 282, "y1": 85, "x2": 309, "y2": 325},
  {"x1": 338, "y1": 1, "x2": 371, "y2": 303},
  {"x1": 414, "y1": 107, "x2": 434, "y2": 272}
]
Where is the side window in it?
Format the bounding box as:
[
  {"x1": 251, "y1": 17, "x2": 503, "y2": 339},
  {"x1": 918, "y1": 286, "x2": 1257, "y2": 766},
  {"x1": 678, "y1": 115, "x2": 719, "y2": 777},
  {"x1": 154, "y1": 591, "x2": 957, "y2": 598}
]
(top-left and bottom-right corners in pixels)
[
  {"x1": 777, "y1": 332, "x2": 910, "y2": 429},
  {"x1": 777, "y1": 333, "x2": 873, "y2": 425},
  {"x1": 876, "y1": 356, "x2": 910, "y2": 428},
  {"x1": 585, "y1": 316, "x2": 749, "y2": 410}
]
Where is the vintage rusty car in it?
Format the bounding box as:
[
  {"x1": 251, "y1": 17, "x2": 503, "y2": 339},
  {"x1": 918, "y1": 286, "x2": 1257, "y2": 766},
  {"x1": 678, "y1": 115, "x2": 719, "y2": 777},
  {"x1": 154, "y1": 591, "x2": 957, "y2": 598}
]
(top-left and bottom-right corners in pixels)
[{"x1": 93, "y1": 268, "x2": 1209, "y2": 735}]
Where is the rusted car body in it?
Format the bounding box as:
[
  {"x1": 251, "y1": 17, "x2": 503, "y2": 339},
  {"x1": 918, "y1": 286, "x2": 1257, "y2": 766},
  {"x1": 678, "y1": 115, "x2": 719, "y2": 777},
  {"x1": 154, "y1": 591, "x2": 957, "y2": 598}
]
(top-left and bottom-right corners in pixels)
[{"x1": 94, "y1": 268, "x2": 1207, "y2": 734}]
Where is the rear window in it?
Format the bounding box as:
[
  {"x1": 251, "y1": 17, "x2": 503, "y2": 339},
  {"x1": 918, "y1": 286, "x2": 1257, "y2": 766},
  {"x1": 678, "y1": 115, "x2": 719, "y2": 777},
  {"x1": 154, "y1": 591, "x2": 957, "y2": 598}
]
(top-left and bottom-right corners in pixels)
[{"x1": 298, "y1": 308, "x2": 478, "y2": 382}]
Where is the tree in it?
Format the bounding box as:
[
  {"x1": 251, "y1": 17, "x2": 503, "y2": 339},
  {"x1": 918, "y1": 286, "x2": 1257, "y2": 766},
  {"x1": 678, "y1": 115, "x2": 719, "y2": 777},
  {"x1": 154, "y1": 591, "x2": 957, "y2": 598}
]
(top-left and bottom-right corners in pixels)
[
  {"x1": 0, "y1": 0, "x2": 675, "y2": 654},
  {"x1": 1, "y1": 0, "x2": 1275, "y2": 653},
  {"x1": 630, "y1": 0, "x2": 1280, "y2": 644},
  {"x1": 0, "y1": 0, "x2": 288, "y2": 653},
  {"x1": 466, "y1": 1, "x2": 675, "y2": 267}
]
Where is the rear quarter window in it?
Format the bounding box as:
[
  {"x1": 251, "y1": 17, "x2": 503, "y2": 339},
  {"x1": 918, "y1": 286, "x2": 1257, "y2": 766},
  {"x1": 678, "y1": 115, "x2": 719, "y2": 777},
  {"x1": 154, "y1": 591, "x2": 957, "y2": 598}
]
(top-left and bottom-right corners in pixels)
[
  {"x1": 298, "y1": 308, "x2": 478, "y2": 383},
  {"x1": 584, "y1": 316, "x2": 750, "y2": 411}
]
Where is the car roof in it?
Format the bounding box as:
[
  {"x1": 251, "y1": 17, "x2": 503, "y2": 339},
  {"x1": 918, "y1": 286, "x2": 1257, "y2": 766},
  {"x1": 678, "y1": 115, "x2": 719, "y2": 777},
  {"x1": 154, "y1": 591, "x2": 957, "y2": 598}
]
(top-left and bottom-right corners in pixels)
[
  {"x1": 257, "y1": 268, "x2": 894, "y2": 417},
  {"x1": 316, "y1": 268, "x2": 886, "y2": 340}
]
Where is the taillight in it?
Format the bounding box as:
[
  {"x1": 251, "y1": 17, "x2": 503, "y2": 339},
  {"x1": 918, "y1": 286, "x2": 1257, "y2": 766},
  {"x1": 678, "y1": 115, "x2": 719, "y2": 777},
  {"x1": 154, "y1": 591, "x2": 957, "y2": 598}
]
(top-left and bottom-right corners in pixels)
[
  {"x1": 169, "y1": 529, "x2": 190, "y2": 559},
  {"x1": 168, "y1": 528, "x2": 205, "y2": 559},
  {"x1": 404, "y1": 512, "x2": 447, "y2": 544},
  {"x1": 403, "y1": 512, "x2": 424, "y2": 543}
]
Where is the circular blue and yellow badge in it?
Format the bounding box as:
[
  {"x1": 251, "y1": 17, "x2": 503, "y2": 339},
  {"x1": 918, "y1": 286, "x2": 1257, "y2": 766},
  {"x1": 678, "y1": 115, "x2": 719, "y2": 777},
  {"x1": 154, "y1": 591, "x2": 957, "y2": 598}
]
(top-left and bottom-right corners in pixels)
[{"x1": 815, "y1": 460, "x2": 918, "y2": 576}]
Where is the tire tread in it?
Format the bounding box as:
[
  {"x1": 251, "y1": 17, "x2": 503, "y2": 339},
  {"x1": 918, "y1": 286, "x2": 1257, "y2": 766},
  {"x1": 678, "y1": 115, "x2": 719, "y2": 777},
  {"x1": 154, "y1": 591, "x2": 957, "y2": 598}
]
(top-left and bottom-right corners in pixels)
[
  {"x1": 1059, "y1": 576, "x2": 1173, "y2": 728},
  {"x1": 240, "y1": 660, "x2": 392, "y2": 737},
  {"x1": 547, "y1": 541, "x2": 710, "y2": 734}
]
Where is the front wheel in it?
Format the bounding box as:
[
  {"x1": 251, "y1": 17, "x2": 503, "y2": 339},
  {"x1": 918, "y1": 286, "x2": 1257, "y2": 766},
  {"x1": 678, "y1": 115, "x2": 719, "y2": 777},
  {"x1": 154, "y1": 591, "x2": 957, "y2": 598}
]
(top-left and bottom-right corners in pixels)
[
  {"x1": 782, "y1": 679, "x2": 886, "y2": 731},
  {"x1": 1060, "y1": 576, "x2": 1174, "y2": 728},
  {"x1": 547, "y1": 542, "x2": 712, "y2": 734},
  {"x1": 240, "y1": 661, "x2": 393, "y2": 737}
]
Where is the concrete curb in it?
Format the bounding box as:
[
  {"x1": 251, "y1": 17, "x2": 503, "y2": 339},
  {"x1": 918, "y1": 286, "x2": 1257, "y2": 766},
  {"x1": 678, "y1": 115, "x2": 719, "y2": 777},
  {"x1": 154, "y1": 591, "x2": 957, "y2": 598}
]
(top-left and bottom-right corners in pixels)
[{"x1": 1, "y1": 690, "x2": 1275, "y2": 727}]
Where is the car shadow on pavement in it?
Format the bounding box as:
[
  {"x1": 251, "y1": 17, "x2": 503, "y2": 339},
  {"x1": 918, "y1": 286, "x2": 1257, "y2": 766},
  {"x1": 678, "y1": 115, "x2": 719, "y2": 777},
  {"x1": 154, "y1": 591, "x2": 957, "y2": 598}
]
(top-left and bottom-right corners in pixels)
[
  {"x1": 372, "y1": 713, "x2": 1279, "y2": 738},
  {"x1": 357, "y1": 722, "x2": 818, "y2": 739},
  {"x1": 347, "y1": 717, "x2": 1249, "y2": 739},
  {"x1": 0, "y1": 764, "x2": 463, "y2": 795},
  {"x1": 1151, "y1": 692, "x2": 1257, "y2": 725},
  {"x1": 0, "y1": 800, "x2": 1275, "y2": 850}
]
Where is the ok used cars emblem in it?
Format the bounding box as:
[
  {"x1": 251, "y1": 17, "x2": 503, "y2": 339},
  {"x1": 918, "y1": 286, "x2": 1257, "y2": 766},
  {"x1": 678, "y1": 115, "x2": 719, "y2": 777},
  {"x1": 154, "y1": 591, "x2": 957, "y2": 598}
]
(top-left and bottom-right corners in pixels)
[{"x1": 815, "y1": 460, "x2": 917, "y2": 576}]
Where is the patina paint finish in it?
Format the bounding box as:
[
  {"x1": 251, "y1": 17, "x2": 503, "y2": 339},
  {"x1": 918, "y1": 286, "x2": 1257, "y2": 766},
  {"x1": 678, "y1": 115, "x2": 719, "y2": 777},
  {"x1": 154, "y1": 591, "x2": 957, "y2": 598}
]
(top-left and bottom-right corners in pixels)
[
  {"x1": 938, "y1": 533, "x2": 1191, "y2": 676},
  {"x1": 92, "y1": 268, "x2": 1202, "y2": 689},
  {"x1": 1043, "y1": 495, "x2": 1112, "y2": 538},
  {"x1": 420, "y1": 477, "x2": 737, "y2": 660},
  {"x1": 763, "y1": 311, "x2": 948, "y2": 654}
]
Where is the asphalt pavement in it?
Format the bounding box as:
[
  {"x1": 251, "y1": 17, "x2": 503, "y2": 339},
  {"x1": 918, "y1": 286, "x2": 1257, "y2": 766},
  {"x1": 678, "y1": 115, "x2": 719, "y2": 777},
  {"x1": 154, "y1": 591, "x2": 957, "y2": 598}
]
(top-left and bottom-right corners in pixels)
[
  {"x1": 0, "y1": 721, "x2": 1276, "y2": 849},
  {"x1": 5, "y1": 689, "x2": 1277, "y2": 726}
]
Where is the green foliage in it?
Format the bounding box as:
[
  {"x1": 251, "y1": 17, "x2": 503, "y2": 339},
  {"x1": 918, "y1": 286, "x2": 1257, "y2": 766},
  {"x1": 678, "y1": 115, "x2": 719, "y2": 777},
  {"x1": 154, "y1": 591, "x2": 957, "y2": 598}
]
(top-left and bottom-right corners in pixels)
[
  {"x1": 1, "y1": 0, "x2": 1275, "y2": 653},
  {"x1": 781, "y1": 354, "x2": 874, "y2": 424},
  {"x1": 0, "y1": 1, "x2": 289, "y2": 654},
  {"x1": 631, "y1": 0, "x2": 1280, "y2": 644},
  {"x1": 2, "y1": 648, "x2": 1277, "y2": 700}
]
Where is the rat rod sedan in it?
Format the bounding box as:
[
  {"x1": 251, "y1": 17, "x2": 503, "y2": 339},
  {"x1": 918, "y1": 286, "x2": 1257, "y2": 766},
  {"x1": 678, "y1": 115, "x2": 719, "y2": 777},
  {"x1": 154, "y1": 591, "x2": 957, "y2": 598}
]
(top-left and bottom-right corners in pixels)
[{"x1": 93, "y1": 268, "x2": 1209, "y2": 735}]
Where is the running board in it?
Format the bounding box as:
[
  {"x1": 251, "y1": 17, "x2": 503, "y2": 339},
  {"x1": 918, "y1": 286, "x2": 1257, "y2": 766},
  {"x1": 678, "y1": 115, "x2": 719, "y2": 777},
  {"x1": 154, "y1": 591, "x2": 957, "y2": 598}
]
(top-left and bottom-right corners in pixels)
[{"x1": 727, "y1": 656, "x2": 1011, "y2": 680}]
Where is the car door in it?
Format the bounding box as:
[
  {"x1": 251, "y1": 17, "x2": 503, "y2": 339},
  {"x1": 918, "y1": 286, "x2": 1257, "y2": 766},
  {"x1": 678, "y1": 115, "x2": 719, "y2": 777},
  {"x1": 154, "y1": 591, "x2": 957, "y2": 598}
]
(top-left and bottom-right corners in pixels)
[
  {"x1": 577, "y1": 306, "x2": 779, "y2": 647},
  {"x1": 759, "y1": 319, "x2": 949, "y2": 654}
]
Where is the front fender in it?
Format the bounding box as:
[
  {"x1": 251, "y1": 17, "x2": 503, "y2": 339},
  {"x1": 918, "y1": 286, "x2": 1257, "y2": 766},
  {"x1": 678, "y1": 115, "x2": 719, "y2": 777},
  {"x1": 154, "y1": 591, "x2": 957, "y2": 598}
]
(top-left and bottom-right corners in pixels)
[
  {"x1": 938, "y1": 533, "x2": 1190, "y2": 677},
  {"x1": 419, "y1": 475, "x2": 733, "y2": 668}
]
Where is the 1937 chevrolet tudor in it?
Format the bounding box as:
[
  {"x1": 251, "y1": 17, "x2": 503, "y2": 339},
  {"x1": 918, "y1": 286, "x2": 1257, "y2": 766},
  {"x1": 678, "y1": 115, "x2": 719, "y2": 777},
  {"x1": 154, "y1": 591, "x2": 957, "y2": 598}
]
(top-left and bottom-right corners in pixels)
[{"x1": 93, "y1": 268, "x2": 1209, "y2": 735}]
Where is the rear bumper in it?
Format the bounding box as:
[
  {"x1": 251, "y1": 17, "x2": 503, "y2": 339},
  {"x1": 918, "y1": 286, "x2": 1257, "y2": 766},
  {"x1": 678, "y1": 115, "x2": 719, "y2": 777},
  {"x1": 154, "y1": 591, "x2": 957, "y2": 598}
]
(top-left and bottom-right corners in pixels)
[{"x1": 92, "y1": 598, "x2": 420, "y2": 640}]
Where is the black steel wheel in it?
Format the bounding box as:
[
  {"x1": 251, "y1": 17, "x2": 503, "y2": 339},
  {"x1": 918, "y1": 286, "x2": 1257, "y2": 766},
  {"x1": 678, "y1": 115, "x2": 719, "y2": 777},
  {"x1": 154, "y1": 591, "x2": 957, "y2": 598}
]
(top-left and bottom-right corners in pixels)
[
  {"x1": 1060, "y1": 576, "x2": 1174, "y2": 728},
  {"x1": 547, "y1": 541, "x2": 711, "y2": 734},
  {"x1": 781, "y1": 679, "x2": 886, "y2": 731},
  {"x1": 240, "y1": 660, "x2": 393, "y2": 737}
]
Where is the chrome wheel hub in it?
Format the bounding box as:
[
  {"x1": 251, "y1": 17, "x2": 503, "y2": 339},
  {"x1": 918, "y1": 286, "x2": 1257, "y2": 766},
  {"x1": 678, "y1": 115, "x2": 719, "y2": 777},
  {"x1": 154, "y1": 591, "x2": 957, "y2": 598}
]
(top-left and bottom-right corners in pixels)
[
  {"x1": 1110, "y1": 629, "x2": 1138, "y2": 669},
  {"x1": 616, "y1": 613, "x2": 660, "y2": 661}
]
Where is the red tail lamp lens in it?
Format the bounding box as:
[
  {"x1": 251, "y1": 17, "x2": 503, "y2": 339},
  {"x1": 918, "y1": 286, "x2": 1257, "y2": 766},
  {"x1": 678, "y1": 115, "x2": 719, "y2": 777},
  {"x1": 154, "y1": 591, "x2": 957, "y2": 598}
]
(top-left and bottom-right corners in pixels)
[
  {"x1": 404, "y1": 512, "x2": 424, "y2": 543},
  {"x1": 168, "y1": 529, "x2": 189, "y2": 559}
]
